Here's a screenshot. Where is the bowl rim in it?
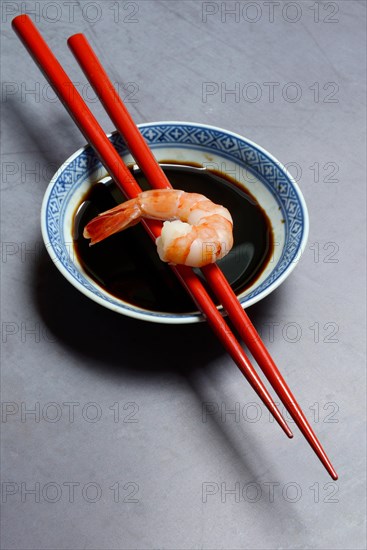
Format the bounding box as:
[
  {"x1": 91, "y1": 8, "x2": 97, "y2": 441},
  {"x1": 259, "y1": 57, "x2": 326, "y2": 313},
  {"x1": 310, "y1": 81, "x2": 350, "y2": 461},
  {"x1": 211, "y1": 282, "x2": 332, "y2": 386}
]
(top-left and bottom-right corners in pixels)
[{"x1": 41, "y1": 121, "x2": 309, "y2": 324}]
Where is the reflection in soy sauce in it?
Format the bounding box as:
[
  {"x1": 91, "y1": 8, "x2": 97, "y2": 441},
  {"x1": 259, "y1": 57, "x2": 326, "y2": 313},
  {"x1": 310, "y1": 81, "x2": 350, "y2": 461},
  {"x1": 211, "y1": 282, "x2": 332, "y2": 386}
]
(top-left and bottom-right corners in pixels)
[{"x1": 73, "y1": 163, "x2": 274, "y2": 313}]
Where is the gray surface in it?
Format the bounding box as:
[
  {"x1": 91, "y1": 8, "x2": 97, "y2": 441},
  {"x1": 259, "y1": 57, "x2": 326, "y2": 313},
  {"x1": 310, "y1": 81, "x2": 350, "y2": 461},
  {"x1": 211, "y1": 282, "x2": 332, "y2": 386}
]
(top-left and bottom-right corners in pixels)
[{"x1": 1, "y1": 1, "x2": 366, "y2": 549}]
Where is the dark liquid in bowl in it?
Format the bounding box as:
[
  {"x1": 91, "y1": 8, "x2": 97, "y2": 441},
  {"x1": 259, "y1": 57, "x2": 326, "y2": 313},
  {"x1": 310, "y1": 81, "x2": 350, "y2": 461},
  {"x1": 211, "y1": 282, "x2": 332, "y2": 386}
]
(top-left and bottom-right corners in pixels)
[{"x1": 73, "y1": 163, "x2": 274, "y2": 313}]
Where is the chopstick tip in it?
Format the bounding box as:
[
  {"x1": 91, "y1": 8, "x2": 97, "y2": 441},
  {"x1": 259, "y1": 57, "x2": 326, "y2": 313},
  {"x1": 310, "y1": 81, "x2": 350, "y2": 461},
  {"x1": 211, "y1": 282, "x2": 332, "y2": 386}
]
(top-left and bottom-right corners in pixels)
[
  {"x1": 319, "y1": 454, "x2": 338, "y2": 480},
  {"x1": 67, "y1": 33, "x2": 84, "y2": 46},
  {"x1": 277, "y1": 417, "x2": 293, "y2": 439}
]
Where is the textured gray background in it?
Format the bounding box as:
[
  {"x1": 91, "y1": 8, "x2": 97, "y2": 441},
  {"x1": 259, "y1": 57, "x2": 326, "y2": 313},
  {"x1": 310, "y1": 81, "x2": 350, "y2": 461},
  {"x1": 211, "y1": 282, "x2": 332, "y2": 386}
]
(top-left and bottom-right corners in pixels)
[{"x1": 1, "y1": 1, "x2": 366, "y2": 549}]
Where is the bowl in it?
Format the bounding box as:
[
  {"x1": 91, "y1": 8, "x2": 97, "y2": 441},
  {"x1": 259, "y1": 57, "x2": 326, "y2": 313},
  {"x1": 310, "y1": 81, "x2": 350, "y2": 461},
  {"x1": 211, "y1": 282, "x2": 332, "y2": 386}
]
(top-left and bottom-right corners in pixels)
[{"x1": 41, "y1": 122, "x2": 309, "y2": 324}]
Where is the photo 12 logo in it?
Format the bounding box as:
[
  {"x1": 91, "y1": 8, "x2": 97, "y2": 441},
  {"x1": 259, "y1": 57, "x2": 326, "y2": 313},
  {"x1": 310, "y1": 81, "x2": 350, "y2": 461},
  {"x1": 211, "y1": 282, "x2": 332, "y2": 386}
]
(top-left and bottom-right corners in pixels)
[
  {"x1": 1, "y1": 401, "x2": 140, "y2": 423},
  {"x1": 202, "y1": 400, "x2": 340, "y2": 425},
  {"x1": 202, "y1": 81, "x2": 339, "y2": 104},
  {"x1": 201, "y1": 2, "x2": 340, "y2": 24},
  {"x1": 2, "y1": 2, "x2": 140, "y2": 24},
  {"x1": 1, "y1": 480, "x2": 140, "y2": 503},
  {"x1": 202, "y1": 480, "x2": 339, "y2": 504},
  {"x1": 1, "y1": 80, "x2": 139, "y2": 105}
]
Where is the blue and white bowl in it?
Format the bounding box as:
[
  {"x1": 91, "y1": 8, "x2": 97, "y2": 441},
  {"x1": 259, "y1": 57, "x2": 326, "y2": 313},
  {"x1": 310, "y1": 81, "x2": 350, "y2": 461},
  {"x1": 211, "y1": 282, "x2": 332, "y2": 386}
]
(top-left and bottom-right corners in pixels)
[{"x1": 41, "y1": 122, "x2": 309, "y2": 324}]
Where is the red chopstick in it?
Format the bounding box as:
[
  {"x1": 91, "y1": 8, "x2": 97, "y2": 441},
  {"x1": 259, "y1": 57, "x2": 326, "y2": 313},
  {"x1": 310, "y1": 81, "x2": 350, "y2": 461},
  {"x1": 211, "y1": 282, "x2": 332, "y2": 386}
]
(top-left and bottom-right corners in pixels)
[
  {"x1": 67, "y1": 33, "x2": 338, "y2": 480},
  {"x1": 12, "y1": 14, "x2": 293, "y2": 440}
]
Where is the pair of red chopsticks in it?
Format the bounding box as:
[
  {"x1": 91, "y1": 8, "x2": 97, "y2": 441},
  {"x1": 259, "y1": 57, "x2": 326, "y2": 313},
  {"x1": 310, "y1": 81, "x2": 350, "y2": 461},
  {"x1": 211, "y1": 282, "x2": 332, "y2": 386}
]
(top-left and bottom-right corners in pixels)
[{"x1": 12, "y1": 14, "x2": 337, "y2": 480}]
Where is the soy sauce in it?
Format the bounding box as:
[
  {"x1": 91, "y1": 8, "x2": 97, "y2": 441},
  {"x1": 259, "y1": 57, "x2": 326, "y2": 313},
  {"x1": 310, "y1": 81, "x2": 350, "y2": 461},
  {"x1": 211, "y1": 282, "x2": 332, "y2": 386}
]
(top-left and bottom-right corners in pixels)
[{"x1": 73, "y1": 163, "x2": 274, "y2": 313}]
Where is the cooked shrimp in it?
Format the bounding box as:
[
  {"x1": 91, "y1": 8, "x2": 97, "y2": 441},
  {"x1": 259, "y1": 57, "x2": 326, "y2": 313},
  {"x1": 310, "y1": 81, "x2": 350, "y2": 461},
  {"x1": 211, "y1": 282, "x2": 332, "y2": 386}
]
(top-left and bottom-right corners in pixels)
[{"x1": 83, "y1": 189, "x2": 233, "y2": 267}]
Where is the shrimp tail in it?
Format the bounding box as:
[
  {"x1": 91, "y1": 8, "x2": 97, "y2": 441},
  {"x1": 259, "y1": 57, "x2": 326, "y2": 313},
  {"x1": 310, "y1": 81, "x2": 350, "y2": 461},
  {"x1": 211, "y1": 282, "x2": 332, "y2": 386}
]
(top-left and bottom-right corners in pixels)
[{"x1": 83, "y1": 200, "x2": 141, "y2": 245}]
